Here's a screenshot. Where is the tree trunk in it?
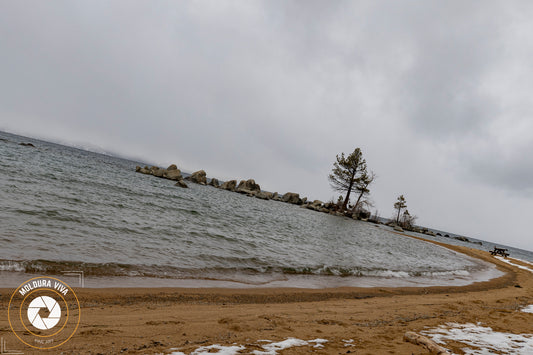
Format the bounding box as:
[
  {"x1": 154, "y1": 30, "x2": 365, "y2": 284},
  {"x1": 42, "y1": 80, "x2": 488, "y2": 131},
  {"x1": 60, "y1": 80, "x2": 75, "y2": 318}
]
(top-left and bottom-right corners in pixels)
[
  {"x1": 342, "y1": 170, "x2": 356, "y2": 211},
  {"x1": 342, "y1": 181, "x2": 353, "y2": 211},
  {"x1": 396, "y1": 207, "x2": 401, "y2": 224},
  {"x1": 354, "y1": 190, "x2": 364, "y2": 212}
]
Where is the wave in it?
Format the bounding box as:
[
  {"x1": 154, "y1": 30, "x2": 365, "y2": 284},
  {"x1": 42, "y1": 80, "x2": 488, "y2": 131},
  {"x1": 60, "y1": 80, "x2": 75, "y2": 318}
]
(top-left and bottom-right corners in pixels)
[{"x1": 0, "y1": 259, "x2": 472, "y2": 280}]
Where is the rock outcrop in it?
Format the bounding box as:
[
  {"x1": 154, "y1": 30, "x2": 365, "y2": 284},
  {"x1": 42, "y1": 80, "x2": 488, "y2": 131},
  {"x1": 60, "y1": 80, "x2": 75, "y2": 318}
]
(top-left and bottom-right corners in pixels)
[
  {"x1": 255, "y1": 191, "x2": 273, "y2": 200},
  {"x1": 188, "y1": 170, "x2": 207, "y2": 185},
  {"x1": 209, "y1": 178, "x2": 220, "y2": 187},
  {"x1": 220, "y1": 180, "x2": 237, "y2": 191},
  {"x1": 236, "y1": 179, "x2": 261, "y2": 195},
  {"x1": 135, "y1": 164, "x2": 187, "y2": 187},
  {"x1": 151, "y1": 167, "x2": 165, "y2": 177},
  {"x1": 162, "y1": 164, "x2": 183, "y2": 181},
  {"x1": 175, "y1": 180, "x2": 188, "y2": 188},
  {"x1": 282, "y1": 192, "x2": 300, "y2": 204}
]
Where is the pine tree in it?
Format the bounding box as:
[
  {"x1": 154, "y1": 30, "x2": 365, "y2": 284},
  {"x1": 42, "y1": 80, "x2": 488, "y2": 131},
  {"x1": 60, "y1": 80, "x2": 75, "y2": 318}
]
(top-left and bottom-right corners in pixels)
[
  {"x1": 394, "y1": 195, "x2": 407, "y2": 224},
  {"x1": 328, "y1": 148, "x2": 370, "y2": 211}
]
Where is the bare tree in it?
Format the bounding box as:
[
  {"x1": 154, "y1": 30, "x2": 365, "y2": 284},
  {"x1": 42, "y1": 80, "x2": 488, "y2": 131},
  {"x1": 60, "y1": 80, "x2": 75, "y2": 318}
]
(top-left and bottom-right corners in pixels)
[{"x1": 400, "y1": 209, "x2": 417, "y2": 229}]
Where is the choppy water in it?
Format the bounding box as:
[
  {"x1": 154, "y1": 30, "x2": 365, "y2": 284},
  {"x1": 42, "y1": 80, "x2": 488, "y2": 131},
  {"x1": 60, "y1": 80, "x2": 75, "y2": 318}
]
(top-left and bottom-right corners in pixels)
[{"x1": 0, "y1": 131, "x2": 513, "y2": 288}]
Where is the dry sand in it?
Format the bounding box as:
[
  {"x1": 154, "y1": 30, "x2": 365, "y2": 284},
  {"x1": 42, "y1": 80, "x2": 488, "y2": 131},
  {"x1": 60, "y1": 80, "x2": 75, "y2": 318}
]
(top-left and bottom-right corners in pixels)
[{"x1": 1, "y1": 233, "x2": 532, "y2": 354}]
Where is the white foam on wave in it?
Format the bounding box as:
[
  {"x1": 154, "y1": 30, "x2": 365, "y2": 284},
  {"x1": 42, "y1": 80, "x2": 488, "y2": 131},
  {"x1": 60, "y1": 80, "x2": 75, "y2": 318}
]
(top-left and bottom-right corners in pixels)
[
  {"x1": 522, "y1": 305, "x2": 533, "y2": 313},
  {"x1": 422, "y1": 322, "x2": 533, "y2": 354},
  {"x1": 0, "y1": 261, "x2": 26, "y2": 272},
  {"x1": 169, "y1": 338, "x2": 329, "y2": 355},
  {"x1": 425, "y1": 270, "x2": 470, "y2": 277},
  {"x1": 494, "y1": 256, "x2": 533, "y2": 273}
]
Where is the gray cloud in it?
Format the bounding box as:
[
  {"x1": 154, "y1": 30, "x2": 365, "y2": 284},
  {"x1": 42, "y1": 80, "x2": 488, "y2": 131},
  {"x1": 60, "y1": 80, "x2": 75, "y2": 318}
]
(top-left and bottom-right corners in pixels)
[{"x1": 2, "y1": 1, "x2": 533, "y2": 249}]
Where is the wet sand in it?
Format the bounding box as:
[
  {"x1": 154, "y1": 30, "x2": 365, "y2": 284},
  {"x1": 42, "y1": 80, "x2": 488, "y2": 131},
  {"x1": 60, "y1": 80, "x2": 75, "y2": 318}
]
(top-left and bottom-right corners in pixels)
[{"x1": 1, "y1": 234, "x2": 532, "y2": 354}]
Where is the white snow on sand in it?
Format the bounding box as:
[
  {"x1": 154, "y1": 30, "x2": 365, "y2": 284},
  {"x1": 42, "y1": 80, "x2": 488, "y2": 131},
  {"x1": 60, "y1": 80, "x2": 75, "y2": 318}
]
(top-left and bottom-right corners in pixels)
[
  {"x1": 170, "y1": 338, "x2": 329, "y2": 355},
  {"x1": 522, "y1": 305, "x2": 533, "y2": 313},
  {"x1": 170, "y1": 344, "x2": 245, "y2": 355},
  {"x1": 253, "y1": 338, "x2": 328, "y2": 354},
  {"x1": 494, "y1": 256, "x2": 533, "y2": 273},
  {"x1": 422, "y1": 322, "x2": 533, "y2": 355}
]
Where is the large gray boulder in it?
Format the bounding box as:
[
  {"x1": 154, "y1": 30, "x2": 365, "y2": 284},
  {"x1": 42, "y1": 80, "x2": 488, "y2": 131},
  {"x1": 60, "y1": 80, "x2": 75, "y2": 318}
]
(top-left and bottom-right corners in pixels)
[
  {"x1": 255, "y1": 191, "x2": 273, "y2": 200},
  {"x1": 209, "y1": 178, "x2": 220, "y2": 187},
  {"x1": 164, "y1": 168, "x2": 183, "y2": 181},
  {"x1": 236, "y1": 179, "x2": 261, "y2": 195},
  {"x1": 136, "y1": 166, "x2": 151, "y2": 174},
  {"x1": 175, "y1": 179, "x2": 188, "y2": 188},
  {"x1": 189, "y1": 170, "x2": 207, "y2": 185},
  {"x1": 220, "y1": 180, "x2": 237, "y2": 191},
  {"x1": 152, "y1": 167, "x2": 165, "y2": 178},
  {"x1": 282, "y1": 192, "x2": 300, "y2": 204}
]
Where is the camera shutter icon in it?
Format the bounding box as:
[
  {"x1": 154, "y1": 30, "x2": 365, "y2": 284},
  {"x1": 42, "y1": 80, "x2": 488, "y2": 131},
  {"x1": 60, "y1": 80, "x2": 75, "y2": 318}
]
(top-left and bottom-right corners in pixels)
[{"x1": 27, "y1": 296, "x2": 62, "y2": 330}]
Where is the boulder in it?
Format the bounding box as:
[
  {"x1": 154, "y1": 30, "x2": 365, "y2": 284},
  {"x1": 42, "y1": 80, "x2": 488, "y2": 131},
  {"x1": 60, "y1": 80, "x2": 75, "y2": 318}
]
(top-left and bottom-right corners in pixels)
[
  {"x1": 164, "y1": 168, "x2": 183, "y2": 181},
  {"x1": 282, "y1": 192, "x2": 300, "y2": 204},
  {"x1": 255, "y1": 191, "x2": 273, "y2": 200},
  {"x1": 272, "y1": 194, "x2": 283, "y2": 201},
  {"x1": 453, "y1": 236, "x2": 470, "y2": 242},
  {"x1": 167, "y1": 164, "x2": 178, "y2": 170},
  {"x1": 152, "y1": 167, "x2": 165, "y2": 178},
  {"x1": 135, "y1": 166, "x2": 141, "y2": 172},
  {"x1": 189, "y1": 170, "x2": 207, "y2": 185},
  {"x1": 236, "y1": 179, "x2": 261, "y2": 195},
  {"x1": 175, "y1": 179, "x2": 188, "y2": 188},
  {"x1": 209, "y1": 178, "x2": 220, "y2": 187},
  {"x1": 312, "y1": 200, "x2": 323, "y2": 207},
  {"x1": 220, "y1": 180, "x2": 237, "y2": 191},
  {"x1": 305, "y1": 204, "x2": 318, "y2": 211},
  {"x1": 393, "y1": 226, "x2": 404, "y2": 232},
  {"x1": 19, "y1": 142, "x2": 35, "y2": 147}
]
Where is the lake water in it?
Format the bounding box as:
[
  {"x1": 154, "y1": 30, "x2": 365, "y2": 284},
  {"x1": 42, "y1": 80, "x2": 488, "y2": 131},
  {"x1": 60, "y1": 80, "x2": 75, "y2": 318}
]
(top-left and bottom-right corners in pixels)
[{"x1": 0, "y1": 131, "x2": 520, "y2": 288}]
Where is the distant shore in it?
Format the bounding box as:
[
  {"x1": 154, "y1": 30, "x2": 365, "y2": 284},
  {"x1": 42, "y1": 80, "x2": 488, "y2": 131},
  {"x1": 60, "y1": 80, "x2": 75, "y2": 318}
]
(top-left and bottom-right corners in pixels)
[{"x1": 2, "y1": 235, "x2": 532, "y2": 354}]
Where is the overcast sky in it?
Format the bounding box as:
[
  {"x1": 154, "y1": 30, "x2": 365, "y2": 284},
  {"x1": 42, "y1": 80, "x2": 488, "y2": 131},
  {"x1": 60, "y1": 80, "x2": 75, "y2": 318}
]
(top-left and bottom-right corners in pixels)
[{"x1": 1, "y1": 1, "x2": 533, "y2": 251}]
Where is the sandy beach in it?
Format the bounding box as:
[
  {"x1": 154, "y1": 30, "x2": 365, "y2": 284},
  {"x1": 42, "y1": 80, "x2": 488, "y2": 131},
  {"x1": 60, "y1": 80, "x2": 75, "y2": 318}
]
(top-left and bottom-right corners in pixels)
[{"x1": 1, "y1": 235, "x2": 532, "y2": 354}]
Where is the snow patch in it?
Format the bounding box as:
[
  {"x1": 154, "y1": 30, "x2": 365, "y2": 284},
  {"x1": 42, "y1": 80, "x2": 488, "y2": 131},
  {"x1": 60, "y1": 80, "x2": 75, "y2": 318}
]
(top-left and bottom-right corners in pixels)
[
  {"x1": 252, "y1": 338, "x2": 308, "y2": 354},
  {"x1": 494, "y1": 256, "x2": 533, "y2": 273},
  {"x1": 522, "y1": 305, "x2": 533, "y2": 313},
  {"x1": 170, "y1": 344, "x2": 245, "y2": 355},
  {"x1": 342, "y1": 339, "x2": 355, "y2": 347},
  {"x1": 170, "y1": 338, "x2": 329, "y2": 355},
  {"x1": 422, "y1": 322, "x2": 533, "y2": 355}
]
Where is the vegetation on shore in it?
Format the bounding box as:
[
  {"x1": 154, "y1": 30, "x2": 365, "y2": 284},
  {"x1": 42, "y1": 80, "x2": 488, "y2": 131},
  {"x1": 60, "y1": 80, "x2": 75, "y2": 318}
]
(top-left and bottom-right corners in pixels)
[{"x1": 135, "y1": 149, "x2": 480, "y2": 244}]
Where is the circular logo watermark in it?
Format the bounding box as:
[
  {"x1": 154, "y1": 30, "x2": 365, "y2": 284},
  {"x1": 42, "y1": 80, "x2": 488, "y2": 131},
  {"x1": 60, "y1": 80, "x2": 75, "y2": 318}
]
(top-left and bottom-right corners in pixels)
[{"x1": 8, "y1": 277, "x2": 81, "y2": 350}]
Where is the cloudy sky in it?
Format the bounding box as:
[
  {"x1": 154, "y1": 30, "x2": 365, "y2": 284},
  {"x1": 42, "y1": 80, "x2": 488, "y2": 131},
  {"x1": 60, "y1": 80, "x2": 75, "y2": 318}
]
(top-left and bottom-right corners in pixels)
[{"x1": 1, "y1": 1, "x2": 532, "y2": 251}]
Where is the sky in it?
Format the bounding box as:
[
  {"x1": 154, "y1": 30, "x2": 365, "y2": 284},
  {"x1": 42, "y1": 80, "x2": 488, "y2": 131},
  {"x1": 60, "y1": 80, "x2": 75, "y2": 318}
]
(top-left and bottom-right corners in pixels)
[{"x1": 1, "y1": 1, "x2": 533, "y2": 251}]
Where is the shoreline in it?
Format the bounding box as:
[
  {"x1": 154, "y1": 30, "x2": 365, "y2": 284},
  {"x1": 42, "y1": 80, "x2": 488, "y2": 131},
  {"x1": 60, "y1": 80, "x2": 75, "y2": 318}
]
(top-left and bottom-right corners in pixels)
[
  {"x1": 0, "y1": 229, "x2": 510, "y2": 290},
  {"x1": 2, "y1": 235, "x2": 532, "y2": 354}
]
